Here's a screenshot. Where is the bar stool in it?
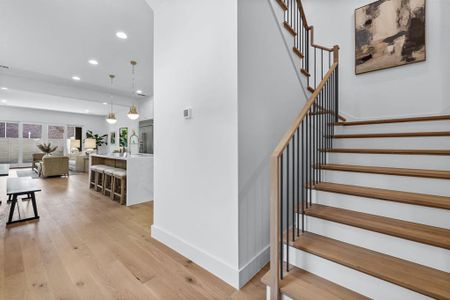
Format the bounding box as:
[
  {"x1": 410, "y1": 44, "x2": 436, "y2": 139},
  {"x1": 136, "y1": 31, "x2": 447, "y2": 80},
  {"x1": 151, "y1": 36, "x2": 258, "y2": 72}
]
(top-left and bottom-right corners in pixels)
[
  {"x1": 112, "y1": 169, "x2": 127, "y2": 205},
  {"x1": 89, "y1": 165, "x2": 109, "y2": 191},
  {"x1": 103, "y1": 167, "x2": 117, "y2": 198}
]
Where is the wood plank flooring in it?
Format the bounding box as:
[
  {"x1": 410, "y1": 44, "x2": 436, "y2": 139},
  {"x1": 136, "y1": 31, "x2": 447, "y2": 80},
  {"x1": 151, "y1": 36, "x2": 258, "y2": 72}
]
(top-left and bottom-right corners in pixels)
[{"x1": 0, "y1": 170, "x2": 267, "y2": 300}]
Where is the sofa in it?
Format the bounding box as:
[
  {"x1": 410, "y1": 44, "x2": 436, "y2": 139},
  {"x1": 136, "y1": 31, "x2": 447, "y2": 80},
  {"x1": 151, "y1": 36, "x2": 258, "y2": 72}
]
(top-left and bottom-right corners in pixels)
[
  {"x1": 32, "y1": 153, "x2": 45, "y2": 173},
  {"x1": 37, "y1": 156, "x2": 69, "y2": 177},
  {"x1": 69, "y1": 154, "x2": 88, "y2": 172}
]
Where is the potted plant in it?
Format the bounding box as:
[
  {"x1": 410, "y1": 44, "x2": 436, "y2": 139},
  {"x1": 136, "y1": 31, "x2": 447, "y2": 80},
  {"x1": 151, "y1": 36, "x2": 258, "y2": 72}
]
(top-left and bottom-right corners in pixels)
[
  {"x1": 37, "y1": 143, "x2": 58, "y2": 156},
  {"x1": 86, "y1": 130, "x2": 108, "y2": 153}
]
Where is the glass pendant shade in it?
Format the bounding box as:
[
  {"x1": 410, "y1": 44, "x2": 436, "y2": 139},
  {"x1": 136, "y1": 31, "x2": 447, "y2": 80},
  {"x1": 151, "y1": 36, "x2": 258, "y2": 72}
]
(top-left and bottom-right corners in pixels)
[
  {"x1": 106, "y1": 74, "x2": 117, "y2": 124},
  {"x1": 127, "y1": 61, "x2": 139, "y2": 120},
  {"x1": 106, "y1": 112, "x2": 117, "y2": 124},
  {"x1": 127, "y1": 104, "x2": 139, "y2": 120}
]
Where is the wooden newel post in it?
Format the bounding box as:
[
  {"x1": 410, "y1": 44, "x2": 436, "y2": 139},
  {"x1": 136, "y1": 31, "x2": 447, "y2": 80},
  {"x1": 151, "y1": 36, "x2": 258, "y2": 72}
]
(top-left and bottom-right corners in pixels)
[
  {"x1": 270, "y1": 156, "x2": 281, "y2": 300},
  {"x1": 333, "y1": 45, "x2": 340, "y2": 64}
]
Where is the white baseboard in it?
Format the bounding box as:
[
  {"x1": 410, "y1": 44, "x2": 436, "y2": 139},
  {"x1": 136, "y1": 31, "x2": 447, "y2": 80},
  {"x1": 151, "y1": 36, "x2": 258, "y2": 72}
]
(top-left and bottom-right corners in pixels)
[
  {"x1": 151, "y1": 225, "x2": 241, "y2": 288},
  {"x1": 238, "y1": 245, "x2": 270, "y2": 288},
  {"x1": 151, "y1": 225, "x2": 270, "y2": 289}
]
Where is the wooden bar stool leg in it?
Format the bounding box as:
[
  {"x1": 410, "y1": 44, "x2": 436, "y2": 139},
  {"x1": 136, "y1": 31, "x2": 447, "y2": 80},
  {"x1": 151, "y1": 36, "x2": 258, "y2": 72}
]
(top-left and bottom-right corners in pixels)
[
  {"x1": 120, "y1": 177, "x2": 126, "y2": 205},
  {"x1": 111, "y1": 176, "x2": 115, "y2": 200},
  {"x1": 103, "y1": 174, "x2": 108, "y2": 195}
]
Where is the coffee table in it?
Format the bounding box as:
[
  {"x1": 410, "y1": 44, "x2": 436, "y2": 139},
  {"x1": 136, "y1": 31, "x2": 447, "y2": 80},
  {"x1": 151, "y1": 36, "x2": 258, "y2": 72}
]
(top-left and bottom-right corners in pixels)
[{"x1": 6, "y1": 177, "x2": 41, "y2": 225}]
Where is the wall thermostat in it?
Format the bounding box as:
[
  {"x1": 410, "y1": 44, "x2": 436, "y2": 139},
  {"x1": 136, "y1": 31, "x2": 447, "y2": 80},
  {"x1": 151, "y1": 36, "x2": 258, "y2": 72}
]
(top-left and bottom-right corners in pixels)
[{"x1": 184, "y1": 108, "x2": 192, "y2": 119}]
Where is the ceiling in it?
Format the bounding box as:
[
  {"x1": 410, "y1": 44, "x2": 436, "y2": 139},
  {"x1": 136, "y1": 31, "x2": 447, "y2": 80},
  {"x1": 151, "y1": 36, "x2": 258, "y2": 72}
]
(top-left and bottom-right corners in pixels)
[{"x1": 0, "y1": 0, "x2": 153, "y2": 114}]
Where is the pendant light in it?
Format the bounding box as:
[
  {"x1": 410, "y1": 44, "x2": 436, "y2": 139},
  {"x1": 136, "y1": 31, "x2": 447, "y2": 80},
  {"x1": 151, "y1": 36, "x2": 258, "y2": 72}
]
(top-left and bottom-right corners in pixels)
[
  {"x1": 106, "y1": 74, "x2": 118, "y2": 124},
  {"x1": 127, "y1": 60, "x2": 140, "y2": 120}
]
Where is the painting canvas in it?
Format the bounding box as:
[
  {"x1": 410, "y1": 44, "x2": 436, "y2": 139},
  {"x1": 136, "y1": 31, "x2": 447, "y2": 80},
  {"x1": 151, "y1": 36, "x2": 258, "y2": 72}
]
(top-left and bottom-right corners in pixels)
[
  {"x1": 110, "y1": 131, "x2": 116, "y2": 145},
  {"x1": 355, "y1": 0, "x2": 426, "y2": 75}
]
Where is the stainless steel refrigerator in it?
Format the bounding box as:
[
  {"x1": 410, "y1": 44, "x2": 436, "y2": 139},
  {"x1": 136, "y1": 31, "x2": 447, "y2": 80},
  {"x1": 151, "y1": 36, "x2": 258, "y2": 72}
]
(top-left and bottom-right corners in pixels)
[{"x1": 139, "y1": 119, "x2": 153, "y2": 154}]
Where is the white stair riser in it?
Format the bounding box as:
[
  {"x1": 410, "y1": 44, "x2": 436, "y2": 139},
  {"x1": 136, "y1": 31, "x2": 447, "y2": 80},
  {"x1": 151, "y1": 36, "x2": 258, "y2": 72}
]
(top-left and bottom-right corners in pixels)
[
  {"x1": 335, "y1": 120, "x2": 450, "y2": 134},
  {"x1": 322, "y1": 171, "x2": 450, "y2": 197},
  {"x1": 302, "y1": 216, "x2": 450, "y2": 272},
  {"x1": 286, "y1": 247, "x2": 432, "y2": 300},
  {"x1": 327, "y1": 153, "x2": 450, "y2": 170},
  {"x1": 333, "y1": 136, "x2": 450, "y2": 149},
  {"x1": 312, "y1": 190, "x2": 450, "y2": 229}
]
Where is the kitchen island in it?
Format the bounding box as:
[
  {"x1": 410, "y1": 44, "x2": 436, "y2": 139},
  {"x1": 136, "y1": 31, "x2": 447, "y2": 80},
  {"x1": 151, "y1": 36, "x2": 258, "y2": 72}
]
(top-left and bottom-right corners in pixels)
[{"x1": 89, "y1": 153, "x2": 154, "y2": 206}]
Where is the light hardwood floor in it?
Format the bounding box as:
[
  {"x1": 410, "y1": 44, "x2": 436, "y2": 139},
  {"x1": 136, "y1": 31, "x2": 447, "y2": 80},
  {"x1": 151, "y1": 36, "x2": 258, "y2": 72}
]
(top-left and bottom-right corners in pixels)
[{"x1": 0, "y1": 170, "x2": 267, "y2": 300}]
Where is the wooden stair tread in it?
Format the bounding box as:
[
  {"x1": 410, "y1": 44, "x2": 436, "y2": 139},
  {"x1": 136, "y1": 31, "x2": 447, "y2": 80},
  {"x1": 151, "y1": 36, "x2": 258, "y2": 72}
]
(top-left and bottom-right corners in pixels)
[
  {"x1": 261, "y1": 266, "x2": 370, "y2": 300},
  {"x1": 333, "y1": 131, "x2": 450, "y2": 139},
  {"x1": 276, "y1": 0, "x2": 288, "y2": 11},
  {"x1": 305, "y1": 204, "x2": 450, "y2": 249},
  {"x1": 336, "y1": 115, "x2": 450, "y2": 126},
  {"x1": 293, "y1": 47, "x2": 304, "y2": 59},
  {"x1": 319, "y1": 163, "x2": 450, "y2": 180},
  {"x1": 283, "y1": 21, "x2": 297, "y2": 36},
  {"x1": 292, "y1": 232, "x2": 450, "y2": 299},
  {"x1": 312, "y1": 182, "x2": 450, "y2": 210},
  {"x1": 324, "y1": 148, "x2": 450, "y2": 156}
]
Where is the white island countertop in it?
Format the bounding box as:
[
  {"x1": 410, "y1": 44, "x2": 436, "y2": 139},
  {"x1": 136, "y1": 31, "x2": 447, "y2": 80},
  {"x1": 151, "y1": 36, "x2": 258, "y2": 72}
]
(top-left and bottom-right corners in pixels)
[
  {"x1": 91, "y1": 153, "x2": 154, "y2": 160},
  {"x1": 90, "y1": 153, "x2": 154, "y2": 206}
]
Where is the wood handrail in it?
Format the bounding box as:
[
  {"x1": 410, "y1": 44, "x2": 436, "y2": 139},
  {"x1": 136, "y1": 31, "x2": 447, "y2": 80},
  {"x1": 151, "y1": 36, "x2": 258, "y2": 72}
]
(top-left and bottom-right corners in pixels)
[
  {"x1": 271, "y1": 61, "x2": 338, "y2": 158},
  {"x1": 296, "y1": 0, "x2": 309, "y2": 28}
]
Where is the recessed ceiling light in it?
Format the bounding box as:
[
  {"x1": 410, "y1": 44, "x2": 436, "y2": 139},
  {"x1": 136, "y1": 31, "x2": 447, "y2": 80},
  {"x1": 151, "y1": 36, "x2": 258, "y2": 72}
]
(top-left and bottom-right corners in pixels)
[
  {"x1": 88, "y1": 59, "x2": 99, "y2": 65},
  {"x1": 116, "y1": 31, "x2": 128, "y2": 39},
  {"x1": 1, "y1": 99, "x2": 7, "y2": 103},
  {"x1": 85, "y1": 109, "x2": 90, "y2": 113},
  {"x1": 72, "y1": 76, "x2": 81, "y2": 81},
  {"x1": 136, "y1": 90, "x2": 143, "y2": 94},
  {"x1": 102, "y1": 102, "x2": 108, "y2": 105},
  {"x1": 1, "y1": 87, "x2": 8, "y2": 90}
]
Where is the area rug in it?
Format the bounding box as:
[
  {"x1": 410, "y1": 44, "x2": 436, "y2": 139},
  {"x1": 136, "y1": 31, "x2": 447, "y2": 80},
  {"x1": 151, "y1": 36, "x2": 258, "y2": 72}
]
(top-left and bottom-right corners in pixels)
[{"x1": 16, "y1": 169, "x2": 83, "y2": 178}]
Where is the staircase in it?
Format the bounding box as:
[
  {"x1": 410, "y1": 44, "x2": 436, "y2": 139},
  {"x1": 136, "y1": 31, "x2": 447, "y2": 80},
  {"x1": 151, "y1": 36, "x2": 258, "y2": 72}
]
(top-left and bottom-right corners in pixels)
[{"x1": 263, "y1": 1, "x2": 450, "y2": 299}]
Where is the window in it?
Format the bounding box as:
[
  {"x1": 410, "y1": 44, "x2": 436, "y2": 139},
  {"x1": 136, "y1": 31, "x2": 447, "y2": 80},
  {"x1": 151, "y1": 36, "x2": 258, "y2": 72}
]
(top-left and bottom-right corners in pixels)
[
  {"x1": 0, "y1": 122, "x2": 19, "y2": 164},
  {"x1": 48, "y1": 125, "x2": 65, "y2": 139},
  {"x1": 67, "y1": 126, "x2": 75, "y2": 139},
  {"x1": 48, "y1": 125, "x2": 65, "y2": 156},
  {"x1": 6, "y1": 123, "x2": 19, "y2": 138},
  {"x1": 22, "y1": 123, "x2": 42, "y2": 139},
  {"x1": 22, "y1": 123, "x2": 43, "y2": 163},
  {"x1": 0, "y1": 122, "x2": 5, "y2": 138}
]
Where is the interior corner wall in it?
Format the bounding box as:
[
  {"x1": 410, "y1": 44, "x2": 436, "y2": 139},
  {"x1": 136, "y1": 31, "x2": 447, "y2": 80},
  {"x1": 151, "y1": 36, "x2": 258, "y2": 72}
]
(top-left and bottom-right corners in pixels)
[
  {"x1": 302, "y1": 0, "x2": 446, "y2": 119},
  {"x1": 237, "y1": 0, "x2": 307, "y2": 287},
  {"x1": 442, "y1": 0, "x2": 450, "y2": 113},
  {"x1": 152, "y1": 0, "x2": 241, "y2": 288},
  {"x1": 138, "y1": 96, "x2": 154, "y2": 121}
]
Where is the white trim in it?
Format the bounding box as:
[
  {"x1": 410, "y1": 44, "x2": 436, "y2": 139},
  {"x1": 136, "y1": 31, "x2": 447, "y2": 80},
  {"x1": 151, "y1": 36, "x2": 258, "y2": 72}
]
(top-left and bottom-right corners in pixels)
[
  {"x1": 151, "y1": 225, "x2": 241, "y2": 288},
  {"x1": 238, "y1": 245, "x2": 270, "y2": 288}
]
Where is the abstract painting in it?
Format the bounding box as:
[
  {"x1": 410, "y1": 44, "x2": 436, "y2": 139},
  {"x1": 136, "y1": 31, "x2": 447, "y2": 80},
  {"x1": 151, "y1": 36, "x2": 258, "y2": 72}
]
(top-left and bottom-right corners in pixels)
[{"x1": 355, "y1": 0, "x2": 426, "y2": 75}]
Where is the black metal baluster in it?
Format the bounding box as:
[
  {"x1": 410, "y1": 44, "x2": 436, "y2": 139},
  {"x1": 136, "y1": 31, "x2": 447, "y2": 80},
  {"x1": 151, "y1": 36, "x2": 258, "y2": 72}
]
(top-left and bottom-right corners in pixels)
[
  {"x1": 280, "y1": 153, "x2": 284, "y2": 279},
  {"x1": 308, "y1": 113, "x2": 312, "y2": 206},
  {"x1": 301, "y1": 122, "x2": 305, "y2": 232},
  {"x1": 286, "y1": 141, "x2": 290, "y2": 273},
  {"x1": 296, "y1": 127, "x2": 300, "y2": 237},
  {"x1": 335, "y1": 66, "x2": 339, "y2": 122},
  {"x1": 321, "y1": 49, "x2": 324, "y2": 81},
  {"x1": 291, "y1": 133, "x2": 297, "y2": 242},
  {"x1": 314, "y1": 48, "x2": 317, "y2": 89}
]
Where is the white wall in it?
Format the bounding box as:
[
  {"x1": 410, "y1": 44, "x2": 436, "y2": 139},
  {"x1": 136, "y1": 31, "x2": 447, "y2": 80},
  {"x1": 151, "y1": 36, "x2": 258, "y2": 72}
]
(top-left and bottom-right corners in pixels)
[
  {"x1": 138, "y1": 96, "x2": 154, "y2": 121},
  {"x1": 302, "y1": 0, "x2": 447, "y2": 119},
  {"x1": 151, "y1": 0, "x2": 241, "y2": 288},
  {"x1": 442, "y1": 0, "x2": 450, "y2": 113},
  {"x1": 0, "y1": 105, "x2": 107, "y2": 139},
  {"x1": 237, "y1": 0, "x2": 308, "y2": 287}
]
